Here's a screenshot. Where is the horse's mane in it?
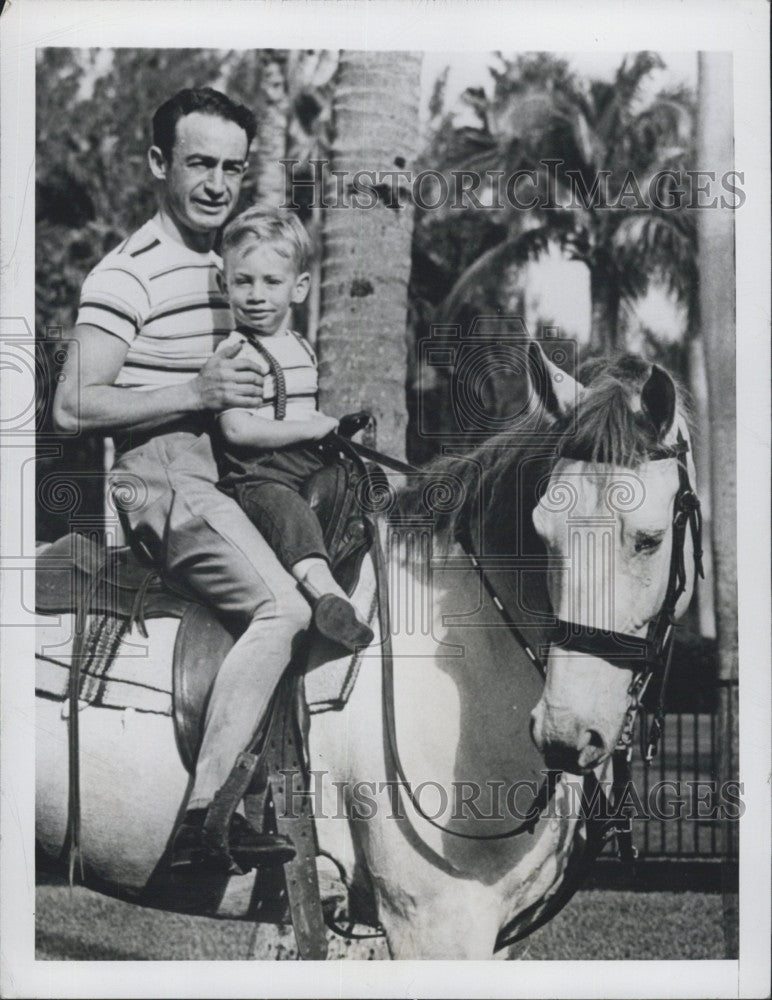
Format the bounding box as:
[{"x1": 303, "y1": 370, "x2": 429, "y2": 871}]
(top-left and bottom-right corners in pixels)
[
  {"x1": 394, "y1": 354, "x2": 688, "y2": 548},
  {"x1": 554, "y1": 354, "x2": 688, "y2": 466}
]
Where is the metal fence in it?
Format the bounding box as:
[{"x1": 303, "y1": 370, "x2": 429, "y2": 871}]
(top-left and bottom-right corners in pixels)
[{"x1": 602, "y1": 678, "x2": 739, "y2": 863}]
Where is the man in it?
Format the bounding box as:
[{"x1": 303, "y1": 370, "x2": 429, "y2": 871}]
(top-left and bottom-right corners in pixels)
[{"x1": 53, "y1": 87, "x2": 309, "y2": 872}]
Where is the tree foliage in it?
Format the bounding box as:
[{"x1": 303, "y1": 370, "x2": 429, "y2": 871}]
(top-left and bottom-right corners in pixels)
[
  {"x1": 404, "y1": 52, "x2": 701, "y2": 464},
  {"x1": 417, "y1": 52, "x2": 696, "y2": 357}
]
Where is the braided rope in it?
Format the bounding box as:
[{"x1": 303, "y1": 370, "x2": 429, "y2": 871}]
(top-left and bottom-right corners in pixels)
[{"x1": 240, "y1": 333, "x2": 287, "y2": 420}]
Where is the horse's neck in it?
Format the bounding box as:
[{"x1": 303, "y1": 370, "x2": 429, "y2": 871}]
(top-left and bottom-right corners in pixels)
[
  {"x1": 385, "y1": 529, "x2": 548, "y2": 789},
  {"x1": 309, "y1": 519, "x2": 557, "y2": 882}
]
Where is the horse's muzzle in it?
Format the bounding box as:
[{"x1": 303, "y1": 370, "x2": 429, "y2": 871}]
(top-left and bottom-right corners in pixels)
[
  {"x1": 530, "y1": 646, "x2": 633, "y2": 773},
  {"x1": 530, "y1": 704, "x2": 611, "y2": 774}
]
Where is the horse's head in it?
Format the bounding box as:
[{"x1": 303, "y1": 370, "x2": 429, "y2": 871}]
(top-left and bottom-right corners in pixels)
[{"x1": 527, "y1": 344, "x2": 700, "y2": 774}]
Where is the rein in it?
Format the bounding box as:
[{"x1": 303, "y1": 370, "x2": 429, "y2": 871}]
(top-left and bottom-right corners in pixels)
[
  {"x1": 336, "y1": 435, "x2": 559, "y2": 840},
  {"x1": 338, "y1": 426, "x2": 703, "y2": 845}
]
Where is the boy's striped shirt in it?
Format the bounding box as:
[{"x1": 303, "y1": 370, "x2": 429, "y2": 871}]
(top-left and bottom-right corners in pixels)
[
  {"x1": 76, "y1": 215, "x2": 232, "y2": 389},
  {"x1": 218, "y1": 330, "x2": 318, "y2": 421}
]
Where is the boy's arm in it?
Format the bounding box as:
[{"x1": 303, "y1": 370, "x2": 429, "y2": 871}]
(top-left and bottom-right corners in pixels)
[{"x1": 218, "y1": 409, "x2": 338, "y2": 448}]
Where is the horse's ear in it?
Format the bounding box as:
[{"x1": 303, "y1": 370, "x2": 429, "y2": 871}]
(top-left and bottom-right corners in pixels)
[
  {"x1": 641, "y1": 364, "x2": 676, "y2": 440},
  {"x1": 527, "y1": 340, "x2": 582, "y2": 419}
]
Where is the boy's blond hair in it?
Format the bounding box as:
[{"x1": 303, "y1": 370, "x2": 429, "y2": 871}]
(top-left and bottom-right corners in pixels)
[{"x1": 221, "y1": 206, "x2": 311, "y2": 273}]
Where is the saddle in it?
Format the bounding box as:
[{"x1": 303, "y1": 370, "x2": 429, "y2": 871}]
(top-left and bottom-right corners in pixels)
[
  {"x1": 36, "y1": 447, "x2": 373, "y2": 766},
  {"x1": 36, "y1": 441, "x2": 378, "y2": 958}
]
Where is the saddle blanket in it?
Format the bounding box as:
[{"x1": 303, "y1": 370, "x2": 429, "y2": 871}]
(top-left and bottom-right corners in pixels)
[{"x1": 35, "y1": 554, "x2": 378, "y2": 722}]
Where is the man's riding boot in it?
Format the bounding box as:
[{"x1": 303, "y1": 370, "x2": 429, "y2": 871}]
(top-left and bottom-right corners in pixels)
[{"x1": 170, "y1": 808, "x2": 295, "y2": 874}]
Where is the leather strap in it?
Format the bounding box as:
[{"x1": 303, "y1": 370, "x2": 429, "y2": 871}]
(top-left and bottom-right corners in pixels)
[
  {"x1": 260, "y1": 672, "x2": 328, "y2": 960},
  {"x1": 609, "y1": 748, "x2": 638, "y2": 864},
  {"x1": 62, "y1": 541, "x2": 109, "y2": 884},
  {"x1": 374, "y1": 516, "x2": 559, "y2": 840},
  {"x1": 494, "y1": 770, "x2": 619, "y2": 950},
  {"x1": 202, "y1": 751, "x2": 260, "y2": 875},
  {"x1": 335, "y1": 438, "x2": 558, "y2": 842},
  {"x1": 551, "y1": 621, "x2": 652, "y2": 670}
]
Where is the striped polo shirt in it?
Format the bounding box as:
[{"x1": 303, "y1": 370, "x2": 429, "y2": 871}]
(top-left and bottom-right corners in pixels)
[{"x1": 76, "y1": 215, "x2": 232, "y2": 389}]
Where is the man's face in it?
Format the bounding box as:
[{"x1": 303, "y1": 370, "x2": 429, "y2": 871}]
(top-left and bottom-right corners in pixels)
[
  {"x1": 225, "y1": 242, "x2": 309, "y2": 337},
  {"x1": 155, "y1": 111, "x2": 249, "y2": 235}
]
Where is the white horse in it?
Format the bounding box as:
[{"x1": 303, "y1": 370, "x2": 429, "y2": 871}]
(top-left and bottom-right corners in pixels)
[{"x1": 36, "y1": 346, "x2": 699, "y2": 959}]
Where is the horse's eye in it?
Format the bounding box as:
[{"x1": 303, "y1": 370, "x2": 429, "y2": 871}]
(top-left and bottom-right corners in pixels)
[{"x1": 634, "y1": 533, "x2": 663, "y2": 554}]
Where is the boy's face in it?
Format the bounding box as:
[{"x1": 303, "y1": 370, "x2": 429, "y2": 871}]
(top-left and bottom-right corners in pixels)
[{"x1": 225, "y1": 242, "x2": 309, "y2": 336}]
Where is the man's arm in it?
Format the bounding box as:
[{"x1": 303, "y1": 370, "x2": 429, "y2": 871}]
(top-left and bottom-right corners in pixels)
[{"x1": 52, "y1": 325, "x2": 265, "y2": 434}]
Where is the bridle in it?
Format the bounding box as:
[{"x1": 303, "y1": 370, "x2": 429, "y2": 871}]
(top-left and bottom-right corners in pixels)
[
  {"x1": 549, "y1": 429, "x2": 704, "y2": 761},
  {"x1": 336, "y1": 426, "x2": 703, "y2": 844},
  {"x1": 329, "y1": 427, "x2": 703, "y2": 949}
]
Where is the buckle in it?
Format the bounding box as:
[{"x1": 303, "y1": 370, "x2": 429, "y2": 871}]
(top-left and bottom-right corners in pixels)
[{"x1": 645, "y1": 716, "x2": 663, "y2": 763}]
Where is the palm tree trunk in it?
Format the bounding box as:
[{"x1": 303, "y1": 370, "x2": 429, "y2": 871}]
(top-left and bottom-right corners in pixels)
[
  {"x1": 697, "y1": 51, "x2": 737, "y2": 957},
  {"x1": 255, "y1": 51, "x2": 289, "y2": 206},
  {"x1": 686, "y1": 328, "x2": 716, "y2": 639},
  {"x1": 305, "y1": 196, "x2": 323, "y2": 347},
  {"x1": 589, "y1": 267, "x2": 621, "y2": 355},
  {"x1": 316, "y1": 51, "x2": 422, "y2": 459}
]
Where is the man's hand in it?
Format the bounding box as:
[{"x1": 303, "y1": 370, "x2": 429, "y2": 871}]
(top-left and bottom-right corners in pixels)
[
  {"x1": 192, "y1": 338, "x2": 265, "y2": 412},
  {"x1": 308, "y1": 412, "x2": 340, "y2": 440}
]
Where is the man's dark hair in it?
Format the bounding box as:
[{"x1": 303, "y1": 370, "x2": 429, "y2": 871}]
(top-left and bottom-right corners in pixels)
[{"x1": 152, "y1": 87, "x2": 257, "y2": 161}]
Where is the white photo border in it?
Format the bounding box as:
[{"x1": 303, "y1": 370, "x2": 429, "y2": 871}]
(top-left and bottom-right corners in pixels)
[{"x1": 1, "y1": 1, "x2": 769, "y2": 997}]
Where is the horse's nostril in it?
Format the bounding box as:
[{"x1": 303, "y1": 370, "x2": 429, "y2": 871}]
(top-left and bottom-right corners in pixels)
[
  {"x1": 576, "y1": 729, "x2": 607, "y2": 770},
  {"x1": 585, "y1": 729, "x2": 605, "y2": 752}
]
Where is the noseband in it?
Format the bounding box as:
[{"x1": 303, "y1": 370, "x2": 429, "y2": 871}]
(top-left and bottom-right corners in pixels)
[{"x1": 549, "y1": 430, "x2": 704, "y2": 759}]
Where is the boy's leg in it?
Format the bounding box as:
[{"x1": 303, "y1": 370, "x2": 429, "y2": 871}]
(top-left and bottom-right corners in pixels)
[
  {"x1": 235, "y1": 481, "x2": 373, "y2": 653},
  {"x1": 235, "y1": 480, "x2": 329, "y2": 572}
]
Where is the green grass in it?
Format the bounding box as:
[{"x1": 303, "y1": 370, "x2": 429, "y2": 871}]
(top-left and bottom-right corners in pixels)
[{"x1": 35, "y1": 883, "x2": 733, "y2": 961}]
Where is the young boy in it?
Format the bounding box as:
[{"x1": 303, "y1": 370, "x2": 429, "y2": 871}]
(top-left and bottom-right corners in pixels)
[{"x1": 215, "y1": 206, "x2": 374, "y2": 651}]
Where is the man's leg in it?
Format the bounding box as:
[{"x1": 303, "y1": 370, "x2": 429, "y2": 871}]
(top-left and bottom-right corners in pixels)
[
  {"x1": 115, "y1": 434, "x2": 308, "y2": 868},
  {"x1": 163, "y1": 483, "x2": 312, "y2": 810}
]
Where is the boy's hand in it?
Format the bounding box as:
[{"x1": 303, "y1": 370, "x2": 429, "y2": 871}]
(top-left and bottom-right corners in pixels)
[
  {"x1": 192, "y1": 339, "x2": 265, "y2": 411},
  {"x1": 310, "y1": 413, "x2": 340, "y2": 439}
]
